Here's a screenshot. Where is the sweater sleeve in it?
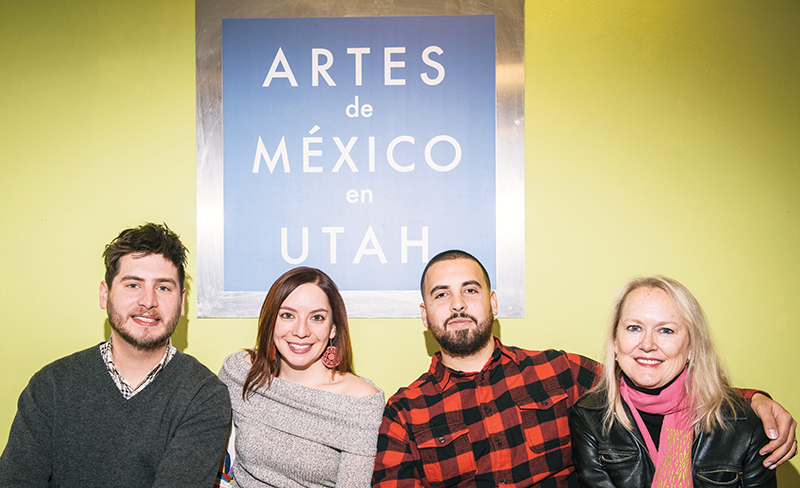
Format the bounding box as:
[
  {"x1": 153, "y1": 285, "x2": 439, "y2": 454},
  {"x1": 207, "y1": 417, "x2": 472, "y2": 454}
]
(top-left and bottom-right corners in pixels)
[
  {"x1": 336, "y1": 450, "x2": 378, "y2": 487},
  {"x1": 0, "y1": 373, "x2": 54, "y2": 487},
  {"x1": 152, "y1": 374, "x2": 232, "y2": 488},
  {"x1": 336, "y1": 388, "x2": 384, "y2": 488}
]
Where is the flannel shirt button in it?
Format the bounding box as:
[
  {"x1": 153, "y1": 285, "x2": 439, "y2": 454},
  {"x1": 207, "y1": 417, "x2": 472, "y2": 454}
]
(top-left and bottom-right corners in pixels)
[
  {"x1": 495, "y1": 438, "x2": 502, "y2": 446},
  {"x1": 542, "y1": 400, "x2": 548, "y2": 406},
  {"x1": 484, "y1": 406, "x2": 491, "y2": 413},
  {"x1": 438, "y1": 437, "x2": 445, "y2": 443},
  {"x1": 500, "y1": 479, "x2": 507, "y2": 484}
]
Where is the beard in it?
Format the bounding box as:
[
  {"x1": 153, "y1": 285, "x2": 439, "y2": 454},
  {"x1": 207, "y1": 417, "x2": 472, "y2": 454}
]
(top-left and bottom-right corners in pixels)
[
  {"x1": 107, "y1": 300, "x2": 179, "y2": 351},
  {"x1": 429, "y1": 312, "x2": 494, "y2": 357}
]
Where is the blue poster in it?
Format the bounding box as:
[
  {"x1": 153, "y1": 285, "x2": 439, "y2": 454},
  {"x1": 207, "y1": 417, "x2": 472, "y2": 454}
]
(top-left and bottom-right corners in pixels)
[{"x1": 222, "y1": 15, "x2": 496, "y2": 291}]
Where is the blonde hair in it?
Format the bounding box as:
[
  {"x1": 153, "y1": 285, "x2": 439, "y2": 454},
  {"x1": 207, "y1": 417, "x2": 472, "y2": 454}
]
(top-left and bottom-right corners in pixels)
[{"x1": 597, "y1": 275, "x2": 737, "y2": 434}]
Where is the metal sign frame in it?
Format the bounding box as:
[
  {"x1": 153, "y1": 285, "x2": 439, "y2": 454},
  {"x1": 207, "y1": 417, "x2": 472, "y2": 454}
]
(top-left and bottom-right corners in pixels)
[{"x1": 196, "y1": 0, "x2": 524, "y2": 318}]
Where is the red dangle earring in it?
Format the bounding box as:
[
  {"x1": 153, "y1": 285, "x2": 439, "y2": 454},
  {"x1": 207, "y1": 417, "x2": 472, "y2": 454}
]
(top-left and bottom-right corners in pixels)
[{"x1": 321, "y1": 338, "x2": 339, "y2": 368}]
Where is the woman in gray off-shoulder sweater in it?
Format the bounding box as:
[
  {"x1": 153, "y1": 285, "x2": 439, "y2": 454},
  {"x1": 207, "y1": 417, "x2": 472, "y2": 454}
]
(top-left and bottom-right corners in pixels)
[
  {"x1": 218, "y1": 267, "x2": 385, "y2": 488},
  {"x1": 220, "y1": 351, "x2": 384, "y2": 487}
]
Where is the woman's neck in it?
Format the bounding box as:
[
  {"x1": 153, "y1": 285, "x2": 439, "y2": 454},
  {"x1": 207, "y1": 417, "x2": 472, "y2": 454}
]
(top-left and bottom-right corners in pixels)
[
  {"x1": 622, "y1": 370, "x2": 682, "y2": 396},
  {"x1": 277, "y1": 359, "x2": 337, "y2": 389}
]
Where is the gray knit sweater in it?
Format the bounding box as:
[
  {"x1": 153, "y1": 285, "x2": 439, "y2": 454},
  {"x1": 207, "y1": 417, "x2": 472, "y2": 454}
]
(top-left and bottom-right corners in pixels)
[
  {"x1": 220, "y1": 351, "x2": 385, "y2": 488},
  {"x1": 0, "y1": 344, "x2": 231, "y2": 488}
]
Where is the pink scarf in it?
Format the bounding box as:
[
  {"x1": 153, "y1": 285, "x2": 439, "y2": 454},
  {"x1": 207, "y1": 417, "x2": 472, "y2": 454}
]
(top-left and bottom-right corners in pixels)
[{"x1": 619, "y1": 369, "x2": 694, "y2": 488}]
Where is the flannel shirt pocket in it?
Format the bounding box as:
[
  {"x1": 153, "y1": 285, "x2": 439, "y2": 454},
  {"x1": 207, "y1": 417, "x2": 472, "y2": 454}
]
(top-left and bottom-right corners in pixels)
[
  {"x1": 516, "y1": 389, "x2": 572, "y2": 477},
  {"x1": 413, "y1": 422, "x2": 476, "y2": 487}
]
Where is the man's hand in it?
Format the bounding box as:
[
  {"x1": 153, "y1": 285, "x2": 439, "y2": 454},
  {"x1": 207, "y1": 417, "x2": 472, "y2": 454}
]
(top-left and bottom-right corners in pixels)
[{"x1": 750, "y1": 393, "x2": 797, "y2": 469}]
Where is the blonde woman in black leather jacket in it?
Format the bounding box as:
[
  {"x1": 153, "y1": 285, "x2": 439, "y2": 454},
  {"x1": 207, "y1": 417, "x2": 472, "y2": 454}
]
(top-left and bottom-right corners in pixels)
[{"x1": 569, "y1": 276, "x2": 776, "y2": 488}]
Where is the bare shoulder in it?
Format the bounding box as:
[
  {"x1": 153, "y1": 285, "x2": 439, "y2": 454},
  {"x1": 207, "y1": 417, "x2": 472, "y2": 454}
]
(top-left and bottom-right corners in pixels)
[{"x1": 334, "y1": 372, "x2": 380, "y2": 398}]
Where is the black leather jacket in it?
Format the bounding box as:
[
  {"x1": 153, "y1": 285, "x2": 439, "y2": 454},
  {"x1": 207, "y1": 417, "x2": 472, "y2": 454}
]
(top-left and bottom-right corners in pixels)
[{"x1": 569, "y1": 390, "x2": 776, "y2": 487}]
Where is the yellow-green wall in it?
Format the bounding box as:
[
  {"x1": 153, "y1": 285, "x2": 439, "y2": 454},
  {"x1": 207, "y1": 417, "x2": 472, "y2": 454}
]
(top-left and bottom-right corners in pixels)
[{"x1": 2, "y1": 0, "x2": 798, "y2": 478}]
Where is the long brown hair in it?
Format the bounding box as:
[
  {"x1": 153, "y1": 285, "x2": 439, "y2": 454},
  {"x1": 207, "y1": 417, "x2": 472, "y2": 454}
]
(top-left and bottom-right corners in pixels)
[{"x1": 242, "y1": 267, "x2": 354, "y2": 399}]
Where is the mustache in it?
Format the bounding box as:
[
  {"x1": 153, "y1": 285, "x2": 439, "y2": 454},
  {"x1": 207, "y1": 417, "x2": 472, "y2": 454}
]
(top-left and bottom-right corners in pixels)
[
  {"x1": 444, "y1": 312, "x2": 478, "y2": 328},
  {"x1": 129, "y1": 309, "x2": 162, "y2": 320}
]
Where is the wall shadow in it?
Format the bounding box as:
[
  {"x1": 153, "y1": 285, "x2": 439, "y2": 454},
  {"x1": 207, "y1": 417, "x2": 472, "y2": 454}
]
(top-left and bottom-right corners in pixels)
[
  {"x1": 777, "y1": 461, "x2": 799, "y2": 485},
  {"x1": 174, "y1": 274, "x2": 192, "y2": 351}
]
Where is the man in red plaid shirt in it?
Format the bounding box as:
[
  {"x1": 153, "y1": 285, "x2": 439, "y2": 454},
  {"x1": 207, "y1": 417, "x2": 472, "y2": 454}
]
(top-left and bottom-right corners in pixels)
[{"x1": 372, "y1": 250, "x2": 796, "y2": 487}]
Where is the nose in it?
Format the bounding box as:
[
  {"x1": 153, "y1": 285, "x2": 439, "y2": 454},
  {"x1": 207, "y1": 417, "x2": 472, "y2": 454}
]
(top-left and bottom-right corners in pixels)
[
  {"x1": 139, "y1": 286, "x2": 157, "y2": 309},
  {"x1": 639, "y1": 330, "x2": 657, "y2": 352},
  {"x1": 450, "y1": 293, "x2": 466, "y2": 313},
  {"x1": 293, "y1": 317, "x2": 311, "y2": 338}
]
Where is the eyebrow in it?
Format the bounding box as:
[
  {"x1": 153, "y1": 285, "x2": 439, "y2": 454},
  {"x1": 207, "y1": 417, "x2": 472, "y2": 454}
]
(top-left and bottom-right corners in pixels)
[
  {"x1": 428, "y1": 280, "x2": 483, "y2": 297},
  {"x1": 428, "y1": 285, "x2": 451, "y2": 296},
  {"x1": 279, "y1": 306, "x2": 330, "y2": 314},
  {"x1": 119, "y1": 275, "x2": 178, "y2": 286},
  {"x1": 622, "y1": 318, "x2": 681, "y2": 327}
]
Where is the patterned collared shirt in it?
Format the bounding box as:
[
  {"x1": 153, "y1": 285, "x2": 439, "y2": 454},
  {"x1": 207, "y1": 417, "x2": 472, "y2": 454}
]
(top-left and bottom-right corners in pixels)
[
  {"x1": 372, "y1": 338, "x2": 602, "y2": 488},
  {"x1": 100, "y1": 337, "x2": 177, "y2": 400}
]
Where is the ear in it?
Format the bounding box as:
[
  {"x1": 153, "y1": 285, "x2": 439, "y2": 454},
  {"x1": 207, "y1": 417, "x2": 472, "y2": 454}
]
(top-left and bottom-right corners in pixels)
[
  {"x1": 490, "y1": 290, "x2": 498, "y2": 316},
  {"x1": 420, "y1": 303, "x2": 429, "y2": 329},
  {"x1": 329, "y1": 325, "x2": 337, "y2": 340},
  {"x1": 99, "y1": 281, "x2": 109, "y2": 310}
]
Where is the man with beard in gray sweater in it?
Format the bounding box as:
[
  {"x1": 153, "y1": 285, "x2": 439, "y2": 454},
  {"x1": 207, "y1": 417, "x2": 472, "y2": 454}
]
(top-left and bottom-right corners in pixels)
[{"x1": 0, "y1": 223, "x2": 231, "y2": 487}]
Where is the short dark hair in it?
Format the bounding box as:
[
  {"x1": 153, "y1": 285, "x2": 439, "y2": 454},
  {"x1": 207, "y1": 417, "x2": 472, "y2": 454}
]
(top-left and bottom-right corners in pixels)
[
  {"x1": 243, "y1": 267, "x2": 354, "y2": 399},
  {"x1": 420, "y1": 249, "x2": 491, "y2": 295},
  {"x1": 102, "y1": 223, "x2": 188, "y2": 290}
]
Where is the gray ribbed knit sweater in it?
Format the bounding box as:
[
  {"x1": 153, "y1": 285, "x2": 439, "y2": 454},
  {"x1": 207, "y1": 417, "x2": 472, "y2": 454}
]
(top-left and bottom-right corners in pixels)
[
  {"x1": 220, "y1": 351, "x2": 385, "y2": 487},
  {"x1": 0, "y1": 344, "x2": 231, "y2": 488}
]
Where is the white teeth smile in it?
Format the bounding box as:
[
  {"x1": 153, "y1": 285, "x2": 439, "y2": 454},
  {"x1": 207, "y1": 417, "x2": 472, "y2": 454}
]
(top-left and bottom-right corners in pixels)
[
  {"x1": 636, "y1": 359, "x2": 662, "y2": 365},
  {"x1": 289, "y1": 344, "x2": 312, "y2": 351},
  {"x1": 134, "y1": 316, "x2": 157, "y2": 323}
]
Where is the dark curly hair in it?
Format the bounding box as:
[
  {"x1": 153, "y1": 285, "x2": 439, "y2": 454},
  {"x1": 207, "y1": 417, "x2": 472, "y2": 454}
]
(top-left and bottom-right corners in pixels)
[{"x1": 102, "y1": 223, "x2": 188, "y2": 290}]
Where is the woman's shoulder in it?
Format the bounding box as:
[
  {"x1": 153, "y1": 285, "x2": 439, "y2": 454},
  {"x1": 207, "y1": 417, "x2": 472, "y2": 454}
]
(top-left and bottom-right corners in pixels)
[
  {"x1": 333, "y1": 372, "x2": 383, "y2": 399},
  {"x1": 570, "y1": 390, "x2": 610, "y2": 436},
  {"x1": 222, "y1": 349, "x2": 251, "y2": 367},
  {"x1": 719, "y1": 393, "x2": 761, "y2": 426},
  {"x1": 574, "y1": 388, "x2": 608, "y2": 410},
  {"x1": 219, "y1": 350, "x2": 252, "y2": 383}
]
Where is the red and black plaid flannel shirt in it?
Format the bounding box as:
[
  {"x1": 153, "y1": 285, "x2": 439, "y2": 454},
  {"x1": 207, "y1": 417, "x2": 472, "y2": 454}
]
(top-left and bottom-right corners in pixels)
[{"x1": 372, "y1": 338, "x2": 602, "y2": 488}]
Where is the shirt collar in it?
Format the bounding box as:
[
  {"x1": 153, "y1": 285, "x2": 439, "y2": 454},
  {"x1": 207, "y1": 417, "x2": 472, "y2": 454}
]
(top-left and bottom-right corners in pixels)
[
  {"x1": 100, "y1": 336, "x2": 176, "y2": 398},
  {"x1": 430, "y1": 336, "x2": 517, "y2": 389}
]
